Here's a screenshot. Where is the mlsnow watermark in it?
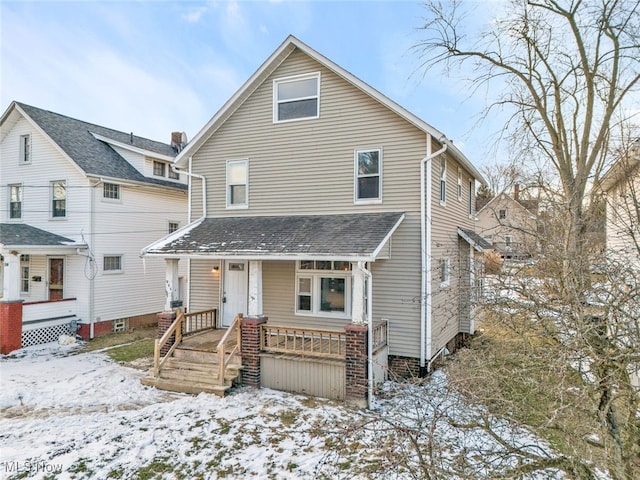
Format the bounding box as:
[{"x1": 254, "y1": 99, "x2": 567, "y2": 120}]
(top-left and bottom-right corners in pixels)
[{"x1": 1, "y1": 460, "x2": 63, "y2": 475}]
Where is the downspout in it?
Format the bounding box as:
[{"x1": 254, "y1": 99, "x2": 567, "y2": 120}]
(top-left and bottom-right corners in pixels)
[
  {"x1": 89, "y1": 179, "x2": 103, "y2": 339},
  {"x1": 420, "y1": 134, "x2": 447, "y2": 370},
  {"x1": 171, "y1": 156, "x2": 206, "y2": 313},
  {"x1": 361, "y1": 262, "x2": 373, "y2": 409}
]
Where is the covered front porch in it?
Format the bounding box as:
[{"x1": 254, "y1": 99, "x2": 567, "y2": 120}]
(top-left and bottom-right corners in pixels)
[
  {"x1": 142, "y1": 213, "x2": 403, "y2": 404},
  {"x1": 0, "y1": 223, "x2": 86, "y2": 353}
]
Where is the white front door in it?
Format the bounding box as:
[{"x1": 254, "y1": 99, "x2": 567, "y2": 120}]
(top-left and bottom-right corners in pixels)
[{"x1": 222, "y1": 261, "x2": 248, "y2": 327}]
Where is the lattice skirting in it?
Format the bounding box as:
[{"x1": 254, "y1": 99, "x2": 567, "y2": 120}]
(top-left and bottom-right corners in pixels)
[{"x1": 22, "y1": 323, "x2": 74, "y2": 348}]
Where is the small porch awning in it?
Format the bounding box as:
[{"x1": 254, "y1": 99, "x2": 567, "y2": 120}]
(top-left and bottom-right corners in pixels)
[
  {"x1": 458, "y1": 227, "x2": 492, "y2": 252},
  {"x1": 0, "y1": 223, "x2": 86, "y2": 254},
  {"x1": 142, "y1": 212, "x2": 405, "y2": 261}
]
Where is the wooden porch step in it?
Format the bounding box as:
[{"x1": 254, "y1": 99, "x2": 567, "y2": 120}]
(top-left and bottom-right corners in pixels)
[
  {"x1": 172, "y1": 347, "x2": 220, "y2": 363},
  {"x1": 141, "y1": 376, "x2": 232, "y2": 397},
  {"x1": 158, "y1": 364, "x2": 240, "y2": 386},
  {"x1": 164, "y1": 357, "x2": 243, "y2": 374}
]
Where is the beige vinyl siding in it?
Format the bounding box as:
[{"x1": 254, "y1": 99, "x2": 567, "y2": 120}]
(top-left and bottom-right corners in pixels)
[
  {"x1": 188, "y1": 48, "x2": 480, "y2": 360},
  {"x1": 430, "y1": 150, "x2": 477, "y2": 353},
  {"x1": 188, "y1": 259, "x2": 221, "y2": 313},
  {"x1": 606, "y1": 172, "x2": 640, "y2": 262}
]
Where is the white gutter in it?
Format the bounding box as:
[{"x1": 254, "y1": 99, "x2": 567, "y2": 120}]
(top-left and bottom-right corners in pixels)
[
  {"x1": 172, "y1": 156, "x2": 206, "y2": 219},
  {"x1": 420, "y1": 134, "x2": 447, "y2": 368}
]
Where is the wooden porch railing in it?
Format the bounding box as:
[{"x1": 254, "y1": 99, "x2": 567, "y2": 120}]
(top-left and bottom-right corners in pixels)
[
  {"x1": 216, "y1": 313, "x2": 243, "y2": 384},
  {"x1": 260, "y1": 325, "x2": 346, "y2": 359},
  {"x1": 184, "y1": 308, "x2": 217, "y2": 336},
  {"x1": 153, "y1": 308, "x2": 217, "y2": 377},
  {"x1": 153, "y1": 308, "x2": 185, "y2": 377},
  {"x1": 372, "y1": 319, "x2": 388, "y2": 354}
]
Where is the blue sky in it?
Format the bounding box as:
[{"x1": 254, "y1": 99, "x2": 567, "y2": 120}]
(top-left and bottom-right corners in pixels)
[{"x1": 1, "y1": 0, "x2": 496, "y2": 167}]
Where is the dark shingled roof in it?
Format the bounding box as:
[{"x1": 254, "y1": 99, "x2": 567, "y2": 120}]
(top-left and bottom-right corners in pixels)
[
  {"x1": 146, "y1": 212, "x2": 405, "y2": 258},
  {"x1": 0, "y1": 223, "x2": 79, "y2": 247},
  {"x1": 458, "y1": 228, "x2": 493, "y2": 251},
  {"x1": 16, "y1": 103, "x2": 185, "y2": 190}
]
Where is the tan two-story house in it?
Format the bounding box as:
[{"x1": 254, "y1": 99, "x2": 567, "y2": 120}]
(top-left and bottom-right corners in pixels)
[{"x1": 142, "y1": 36, "x2": 487, "y2": 405}]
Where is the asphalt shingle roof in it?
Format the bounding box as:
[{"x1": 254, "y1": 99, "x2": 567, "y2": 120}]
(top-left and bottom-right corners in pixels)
[
  {"x1": 146, "y1": 212, "x2": 405, "y2": 258},
  {"x1": 459, "y1": 227, "x2": 493, "y2": 251},
  {"x1": 0, "y1": 223, "x2": 78, "y2": 247},
  {"x1": 17, "y1": 103, "x2": 185, "y2": 190}
]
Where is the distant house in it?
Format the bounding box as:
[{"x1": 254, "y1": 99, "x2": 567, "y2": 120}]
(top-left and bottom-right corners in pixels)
[
  {"x1": 476, "y1": 185, "x2": 539, "y2": 260},
  {"x1": 141, "y1": 36, "x2": 488, "y2": 405},
  {"x1": 599, "y1": 141, "x2": 640, "y2": 270},
  {"x1": 0, "y1": 102, "x2": 187, "y2": 353}
]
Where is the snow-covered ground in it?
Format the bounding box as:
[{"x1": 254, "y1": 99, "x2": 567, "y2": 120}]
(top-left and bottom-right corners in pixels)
[{"x1": 0, "y1": 341, "x2": 566, "y2": 480}]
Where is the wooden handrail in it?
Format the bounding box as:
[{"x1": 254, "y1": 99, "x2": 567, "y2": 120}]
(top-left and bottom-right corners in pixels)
[
  {"x1": 183, "y1": 308, "x2": 217, "y2": 336},
  {"x1": 153, "y1": 309, "x2": 185, "y2": 377},
  {"x1": 372, "y1": 319, "x2": 388, "y2": 354},
  {"x1": 216, "y1": 313, "x2": 242, "y2": 385}
]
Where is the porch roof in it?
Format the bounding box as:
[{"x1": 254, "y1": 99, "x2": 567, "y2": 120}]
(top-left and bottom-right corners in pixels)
[
  {"x1": 458, "y1": 227, "x2": 492, "y2": 252},
  {"x1": 142, "y1": 212, "x2": 405, "y2": 261},
  {"x1": 0, "y1": 223, "x2": 86, "y2": 252}
]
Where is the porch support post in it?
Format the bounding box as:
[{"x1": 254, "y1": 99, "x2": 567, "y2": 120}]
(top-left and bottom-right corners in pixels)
[
  {"x1": 240, "y1": 315, "x2": 268, "y2": 388},
  {"x1": 164, "y1": 258, "x2": 179, "y2": 312},
  {"x1": 248, "y1": 260, "x2": 263, "y2": 317},
  {"x1": 2, "y1": 251, "x2": 21, "y2": 301},
  {"x1": 1, "y1": 251, "x2": 24, "y2": 354},
  {"x1": 351, "y1": 261, "x2": 366, "y2": 325}
]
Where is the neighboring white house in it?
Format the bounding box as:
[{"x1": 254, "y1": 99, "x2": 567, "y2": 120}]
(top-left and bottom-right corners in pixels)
[{"x1": 0, "y1": 102, "x2": 188, "y2": 350}]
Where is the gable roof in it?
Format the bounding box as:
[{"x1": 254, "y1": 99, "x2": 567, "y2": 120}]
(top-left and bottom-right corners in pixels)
[
  {"x1": 174, "y1": 35, "x2": 485, "y2": 184},
  {"x1": 598, "y1": 142, "x2": 640, "y2": 192},
  {"x1": 1, "y1": 102, "x2": 186, "y2": 190},
  {"x1": 476, "y1": 192, "x2": 537, "y2": 219},
  {"x1": 142, "y1": 212, "x2": 405, "y2": 261}
]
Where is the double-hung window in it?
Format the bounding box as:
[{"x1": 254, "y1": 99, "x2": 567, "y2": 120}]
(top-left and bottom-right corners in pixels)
[
  {"x1": 274, "y1": 73, "x2": 320, "y2": 122},
  {"x1": 153, "y1": 161, "x2": 166, "y2": 177},
  {"x1": 355, "y1": 149, "x2": 382, "y2": 203},
  {"x1": 468, "y1": 180, "x2": 474, "y2": 216},
  {"x1": 440, "y1": 257, "x2": 450, "y2": 287},
  {"x1": 439, "y1": 158, "x2": 447, "y2": 205},
  {"x1": 51, "y1": 181, "x2": 66, "y2": 218},
  {"x1": 9, "y1": 184, "x2": 22, "y2": 219},
  {"x1": 296, "y1": 261, "x2": 352, "y2": 318},
  {"x1": 227, "y1": 159, "x2": 248, "y2": 208},
  {"x1": 19, "y1": 134, "x2": 31, "y2": 164},
  {"x1": 499, "y1": 209, "x2": 507, "y2": 220},
  {"x1": 457, "y1": 168, "x2": 463, "y2": 201}
]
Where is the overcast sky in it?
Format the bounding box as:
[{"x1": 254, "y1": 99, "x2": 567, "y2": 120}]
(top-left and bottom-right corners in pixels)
[{"x1": 2, "y1": 1, "x2": 499, "y2": 167}]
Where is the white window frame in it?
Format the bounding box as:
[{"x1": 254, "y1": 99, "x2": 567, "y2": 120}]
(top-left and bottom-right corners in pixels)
[
  {"x1": 153, "y1": 160, "x2": 166, "y2": 177},
  {"x1": 9, "y1": 184, "x2": 22, "y2": 219},
  {"x1": 499, "y1": 209, "x2": 507, "y2": 220},
  {"x1": 439, "y1": 157, "x2": 447, "y2": 206},
  {"x1": 102, "y1": 182, "x2": 120, "y2": 201},
  {"x1": 19, "y1": 134, "x2": 31, "y2": 164},
  {"x1": 20, "y1": 254, "x2": 30, "y2": 294},
  {"x1": 103, "y1": 255, "x2": 124, "y2": 274},
  {"x1": 51, "y1": 180, "x2": 67, "y2": 219},
  {"x1": 468, "y1": 180, "x2": 474, "y2": 217},
  {"x1": 457, "y1": 168, "x2": 463, "y2": 202},
  {"x1": 295, "y1": 261, "x2": 352, "y2": 319},
  {"x1": 440, "y1": 257, "x2": 450, "y2": 287},
  {"x1": 168, "y1": 221, "x2": 180, "y2": 233},
  {"x1": 226, "y1": 159, "x2": 249, "y2": 209},
  {"x1": 354, "y1": 148, "x2": 383, "y2": 204},
  {"x1": 273, "y1": 72, "x2": 320, "y2": 123}
]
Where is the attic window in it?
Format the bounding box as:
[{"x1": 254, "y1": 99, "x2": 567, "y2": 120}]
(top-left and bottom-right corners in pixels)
[
  {"x1": 499, "y1": 209, "x2": 506, "y2": 219},
  {"x1": 153, "y1": 161, "x2": 166, "y2": 177},
  {"x1": 19, "y1": 134, "x2": 31, "y2": 164},
  {"x1": 274, "y1": 73, "x2": 320, "y2": 122}
]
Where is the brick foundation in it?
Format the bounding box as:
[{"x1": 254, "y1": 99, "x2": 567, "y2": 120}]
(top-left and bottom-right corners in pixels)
[
  {"x1": 388, "y1": 355, "x2": 421, "y2": 380},
  {"x1": 157, "y1": 311, "x2": 177, "y2": 356},
  {"x1": 240, "y1": 316, "x2": 268, "y2": 388},
  {"x1": 0, "y1": 300, "x2": 24, "y2": 355},
  {"x1": 345, "y1": 324, "x2": 368, "y2": 407},
  {"x1": 77, "y1": 312, "x2": 161, "y2": 340}
]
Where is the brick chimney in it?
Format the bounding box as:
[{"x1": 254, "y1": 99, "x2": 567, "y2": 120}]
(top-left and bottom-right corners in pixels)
[
  {"x1": 171, "y1": 132, "x2": 188, "y2": 153},
  {"x1": 514, "y1": 183, "x2": 520, "y2": 201}
]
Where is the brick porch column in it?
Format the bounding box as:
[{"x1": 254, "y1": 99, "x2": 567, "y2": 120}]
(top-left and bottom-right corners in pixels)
[
  {"x1": 0, "y1": 300, "x2": 24, "y2": 354},
  {"x1": 157, "y1": 311, "x2": 177, "y2": 356},
  {"x1": 240, "y1": 315, "x2": 268, "y2": 388},
  {"x1": 345, "y1": 323, "x2": 368, "y2": 407}
]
